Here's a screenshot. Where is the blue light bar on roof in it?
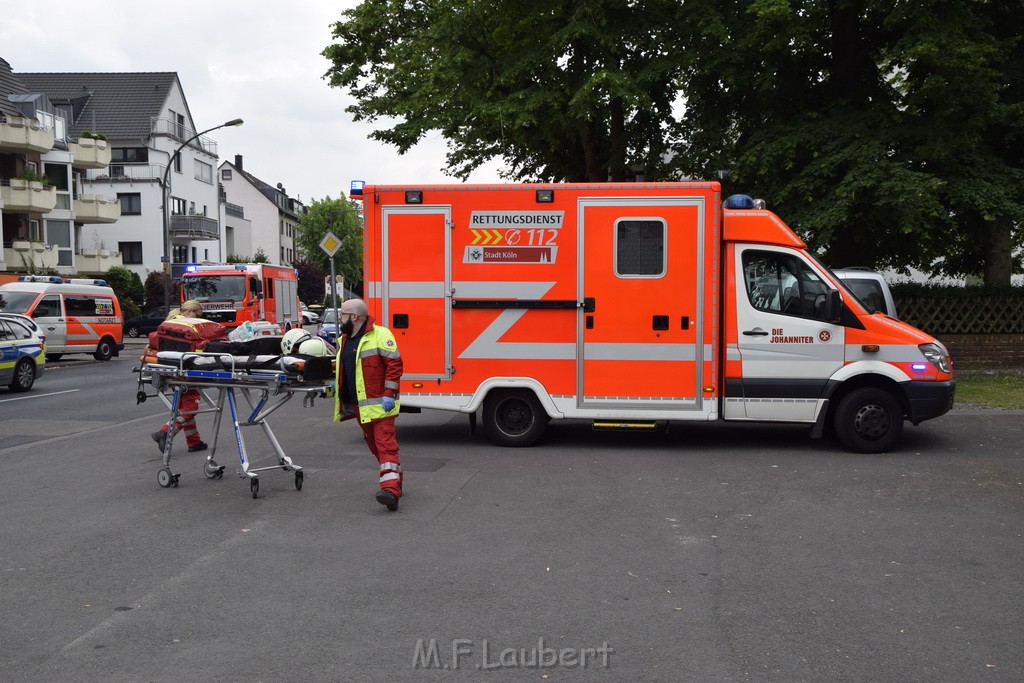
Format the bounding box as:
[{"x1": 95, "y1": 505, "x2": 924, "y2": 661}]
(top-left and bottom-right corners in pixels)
[{"x1": 350, "y1": 180, "x2": 365, "y2": 197}]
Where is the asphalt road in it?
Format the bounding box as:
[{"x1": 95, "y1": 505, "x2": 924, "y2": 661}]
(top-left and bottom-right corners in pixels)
[{"x1": 1, "y1": 344, "x2": 1022, "y2": 682}]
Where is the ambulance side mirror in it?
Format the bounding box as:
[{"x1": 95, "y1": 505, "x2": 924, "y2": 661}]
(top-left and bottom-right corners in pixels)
[{"x1": 823, "y1": 289, "x2": 841, "y2": 323}]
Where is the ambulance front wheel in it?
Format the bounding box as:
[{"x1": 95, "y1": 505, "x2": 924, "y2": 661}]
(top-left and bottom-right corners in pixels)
[
  {"x1": 482, "y1": 390, "x2": 548, "y2": 447},
  {"x1": 834, "y1": 387, "x2": 903, "y2": 453}
]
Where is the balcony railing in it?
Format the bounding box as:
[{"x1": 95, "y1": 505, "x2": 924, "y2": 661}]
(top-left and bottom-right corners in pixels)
[
  {"x1": 84, "y1": 164, "x2": 166, "y2": 182},
  {"x1": 150, "y1": 117, "x2": 218, "y2": 156},
  {"x1": 170, "y1": 214, "x2": 219, "y2": 240},
  {"x1": 74, "y1": 194, "x2": 121, "y2": 224},
  {"x1": 225, "y1": 202, "x2": 244, "y2": 218},
  {"x1": 69, "y1": 138, "x2": 112, "y2": 169},
  {"x1": 0, "y1": 179, "x2": 57, "y2": 213},
  {"x1": 0, "y1": 115, "x2": 55, "y2": 153}
]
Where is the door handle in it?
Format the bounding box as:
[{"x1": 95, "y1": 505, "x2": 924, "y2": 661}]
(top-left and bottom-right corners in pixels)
[{"x1": 743, "y1": 328, "x2": 769, "y2": 336}]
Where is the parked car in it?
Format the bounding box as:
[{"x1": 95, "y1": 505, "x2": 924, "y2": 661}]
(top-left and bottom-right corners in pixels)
[
  {"x1": 301, "y1": 306, "x2": 320, "y2": 325},
  {"x1": 832, "y1": 268, "x2": 898, "y2": 318},
  {"x1": 0, "y1": 312, "x2": 45, "y2": 392},
  {"x1": 317, "y1": 309, "x2": 339, "y2": 346},
  {"x1": 123, "y1": 306, "x2": 171, "y2": 338}
]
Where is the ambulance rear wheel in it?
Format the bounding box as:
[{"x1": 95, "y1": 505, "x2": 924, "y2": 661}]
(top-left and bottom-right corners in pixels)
[
  {"x1": 94, "y1": 337, "x2": 114, "y2": 361},
  {"x1": 834, "y1": 387, "x2": 903, "y2": 453},
  {"x1": 46, "y1": 353, "x2": 63, "y2": 361},
  {"x1": 483, "y1": 390, "x2": 548, "y2": 447}
]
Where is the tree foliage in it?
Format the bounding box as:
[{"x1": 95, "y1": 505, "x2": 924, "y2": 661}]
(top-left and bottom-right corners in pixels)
[
  {"x1": 324, "y1": 0, "x2": 685, "y2": 182},
  {"x1": 673, "y1": 0, "x2": 1024, "y2": 284},
  {"x1": 294, "y1": 197, "x2": 363, "y2": 289},
  {"x1": 323, "y1": 0, "x2": 1024, "y2": 284},
  {"x1": 292, "y1": 258, "x2": 327, "y2": 307}
]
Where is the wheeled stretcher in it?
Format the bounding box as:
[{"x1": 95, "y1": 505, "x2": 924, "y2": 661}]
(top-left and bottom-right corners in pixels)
[{"x1": 136, "y1": 351, "x2": 333, "y2": 498}]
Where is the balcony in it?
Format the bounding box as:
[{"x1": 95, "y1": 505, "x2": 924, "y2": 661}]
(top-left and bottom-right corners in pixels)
[
  {"x1": 76, "y1": 247, "x2": 123, "y2": 272},
  {"x1": 69, "y1": 138, "x2": 112, "y2": 169},
  {"x1": 3, "y1": 241, "x2": 59, "y2": 271},
  {"x1": 0, "y1": 116, "x2": 55, "y2": 153},
  {"x1": 0, "y1": 179, "x2": 57, "y2": 213},
  {"x1": 74, "y1": 194, "x2": 121, "y2": 224},
  {"x1": 170, "y1": 214, "x2": 219, "y2": 240},
  {"x1": 150, "y1": 117, "x2": 218, "y2": 156},
  {"x1": 84, "y1": 164, "x2": 166, "y2": 183}
]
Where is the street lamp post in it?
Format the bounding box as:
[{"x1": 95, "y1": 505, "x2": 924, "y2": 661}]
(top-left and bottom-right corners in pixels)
[{"x1": 161, "y1": 117, "x2": 244, "y2": 311}]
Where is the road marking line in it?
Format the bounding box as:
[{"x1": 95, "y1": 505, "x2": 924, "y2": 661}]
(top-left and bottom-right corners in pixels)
[{"x1": 0, "y1": 389, "x2": 80, "y2": 403}]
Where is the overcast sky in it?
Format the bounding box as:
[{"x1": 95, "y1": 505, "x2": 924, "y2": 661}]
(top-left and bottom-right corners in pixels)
[{"x1": 1, "y1": 0, "x2": 504, "y2": 203}]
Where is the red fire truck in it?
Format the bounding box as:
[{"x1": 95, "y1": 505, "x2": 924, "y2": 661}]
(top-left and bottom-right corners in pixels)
[{"x1": 179, "y1": 263, "x2": 300, "y2": 331}]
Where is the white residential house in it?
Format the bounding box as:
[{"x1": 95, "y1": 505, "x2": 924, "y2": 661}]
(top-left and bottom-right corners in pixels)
[
  {"x1": 218, "y1": 155, "x2": 302, "y2": 265},
  {"x1": 15, "y1": 67, "x2": 228, "y2": 279},
  {"x1": 1, "y1": 57, "x2": 120, "y2": 274}
]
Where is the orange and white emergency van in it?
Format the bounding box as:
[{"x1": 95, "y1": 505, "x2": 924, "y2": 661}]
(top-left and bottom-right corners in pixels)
[
  {"x1": 353, "y1": 181, "x2": 955, "y2": 453},
  {"x1": 0, "y1": 275, "x2": 124, "y2": 361},
  {"x1": 179, "y1": 263, "x2": 301, "y2": 332}
]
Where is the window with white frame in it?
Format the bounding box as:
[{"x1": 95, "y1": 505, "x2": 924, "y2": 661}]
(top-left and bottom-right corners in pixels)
[{"x1": 194, "y1": 159, "x2": 213, "y2": 184}]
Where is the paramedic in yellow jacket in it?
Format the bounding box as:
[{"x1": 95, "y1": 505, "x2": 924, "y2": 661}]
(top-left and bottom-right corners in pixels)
[{"x1": 332, "y1": 298, "x2": 404, "y2": 511}]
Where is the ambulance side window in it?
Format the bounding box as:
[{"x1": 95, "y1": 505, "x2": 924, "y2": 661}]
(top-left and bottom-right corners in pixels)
[
  {"x1": 65, "y1": 295, "x2": 97, "y2": 317},
  {"x1": 34, "y1": 295, "x2": 62, "y2": 318},
  {"x1": 743, "y1": 251, "x2": 830, "y2": 320},
  {"x1": 616, "y1": 219, "x2": 665, "y2": 277}
]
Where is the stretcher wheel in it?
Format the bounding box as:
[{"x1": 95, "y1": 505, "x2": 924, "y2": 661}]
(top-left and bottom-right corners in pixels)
[
  {"x1": 157, "y1": 468, "x2": 173, "y2": 488},
  {"x1": 204, "y1": 460, "x2": 224, "y2": 479},
  {"x1": 250, "y1": 478, "x2": 259, "y2": 499},
  {"x1": 136, "y1": 391, "x2": 147, "y2": 404},
  {"x1": 295, "y1": 471, "x2": 303, "y2": 490}
]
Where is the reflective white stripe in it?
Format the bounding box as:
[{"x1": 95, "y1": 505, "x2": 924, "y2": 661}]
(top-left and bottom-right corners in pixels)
[
  {"x1": 379, "y1": 462, "x2": 402, "y2": 472},
  {"x1": 384, "y1": 380, "x2": 400, "y2": 390},
  {"x1": 389, "y1": 281, "x2": 445, "y2": 298},
  {"x1": 379, "y1": 472, "x2": 401, "y2": 483}
]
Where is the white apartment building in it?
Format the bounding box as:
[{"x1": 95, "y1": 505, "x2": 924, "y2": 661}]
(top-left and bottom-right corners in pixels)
[
  {"x1": 1, "y1": 57, "x2": 120, "y2": 274},
  {"x1": 219, "y1": 155, "x2": 301, "y2": 265}
]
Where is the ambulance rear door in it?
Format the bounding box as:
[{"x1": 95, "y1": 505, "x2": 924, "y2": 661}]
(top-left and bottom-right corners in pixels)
[
  {"x1": 380, "y1": 205, "x2": 452, "y2": 380},
  {"x1": 579, "y1": 193, "x2": 715, "y2": 415}
]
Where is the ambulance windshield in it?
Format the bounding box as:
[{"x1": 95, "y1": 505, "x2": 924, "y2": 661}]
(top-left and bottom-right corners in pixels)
[
  {"x1": 0, "y1": 291, "x2": 38, "y2": 314},
  {"x1": 182, "y1": 275, "x2": 247, "y2": 303}
]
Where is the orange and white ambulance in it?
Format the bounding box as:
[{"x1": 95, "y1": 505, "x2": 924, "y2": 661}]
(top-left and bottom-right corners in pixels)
[
  {"x1": 0, "y1": 276, "x2": 124, "y2": 361},
  {"x1": 179, "y1": 263, "x2": 301, "y2": 332},
  {"x1": 353, "y1": 181, "x2": 955, "y2": 453}
]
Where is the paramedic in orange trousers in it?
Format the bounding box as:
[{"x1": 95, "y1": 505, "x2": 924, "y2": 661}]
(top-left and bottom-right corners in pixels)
[
  {"x1": 151, "y1": 300, "x2": 207, "y2": 453},
  {"x1": 333, "y1": 298, "x2": 404, "y2": 511}
]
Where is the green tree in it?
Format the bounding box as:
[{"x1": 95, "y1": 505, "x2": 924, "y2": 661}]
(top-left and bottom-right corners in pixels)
[
  {"x1": 292, "y1": 258, "x2": 327, "y2": 307},
  {"x1": 103, "y1": 266, "x2": 144, "y2": 319},
  {"x1": 674, "y1": 0, "x2": 1024, "y2": 285},
  {"x1": 323, "y1": 0, "x2": 684, "y2": 181},
  {"x1": 294, "y1": 197, "x2": 363, "y2": 289}
]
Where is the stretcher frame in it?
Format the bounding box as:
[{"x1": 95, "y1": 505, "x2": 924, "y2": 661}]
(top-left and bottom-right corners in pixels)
[{"x1": 138, "y1": 352, "x2": 330, "y2": 498}]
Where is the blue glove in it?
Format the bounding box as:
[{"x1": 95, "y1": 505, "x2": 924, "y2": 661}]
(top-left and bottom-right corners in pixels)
[{"x1": 381, "y1": 396, "x2": 395, "y2": 412}]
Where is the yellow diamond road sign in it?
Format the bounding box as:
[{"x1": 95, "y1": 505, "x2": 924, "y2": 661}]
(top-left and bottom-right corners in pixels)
[{"x1": 319, "y1": 232, "x2": 342, "y2": 257}]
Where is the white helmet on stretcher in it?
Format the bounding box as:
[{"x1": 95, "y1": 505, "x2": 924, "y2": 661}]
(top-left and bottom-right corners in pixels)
[
  {"x1": 297, "y1": 337, "x2": 335, "y2": 356},
  {"x1": 281, "y1": 328, "x2": 312, "y2": 355}
]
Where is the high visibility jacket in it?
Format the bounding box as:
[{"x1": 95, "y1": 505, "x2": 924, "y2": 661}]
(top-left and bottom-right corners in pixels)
[{"x1": 333, "y1": 316, "x2": 402, "y2": 424}]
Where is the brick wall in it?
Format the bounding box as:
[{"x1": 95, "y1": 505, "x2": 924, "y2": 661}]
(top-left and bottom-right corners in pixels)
[{"x1": 936, "y1": 334, "x2": 1024, "y2": 370}]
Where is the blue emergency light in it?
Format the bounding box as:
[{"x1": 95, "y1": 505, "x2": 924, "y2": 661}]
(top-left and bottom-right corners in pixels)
[
  {"x1": 19, "y1": 275, "x2": 63, "y2": 283},
  {"x1": 911, "y1": 363, "x2": 928, "y2": 372},
  {"x1": 350, "y1": 180, "x2": 365, "y2": 197},
  {"x1": 185, "y1": 265, "x2": 198, "y2": 272},
  {"x1": 724, "y1": 194, "x2": 755, "y2": 209}
]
